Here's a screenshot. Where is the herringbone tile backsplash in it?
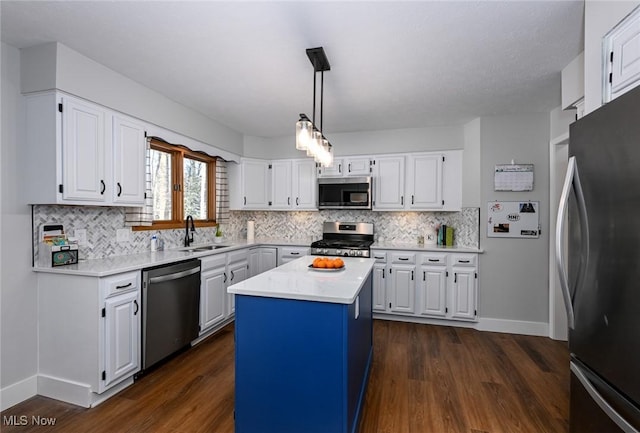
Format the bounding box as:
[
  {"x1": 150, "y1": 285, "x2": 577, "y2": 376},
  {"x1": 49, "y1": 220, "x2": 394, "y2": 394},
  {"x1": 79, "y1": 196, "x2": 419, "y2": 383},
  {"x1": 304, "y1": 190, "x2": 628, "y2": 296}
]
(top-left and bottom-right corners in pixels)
[{"x1": 33, "y1": 206, "x2": 479, "y2": 261}]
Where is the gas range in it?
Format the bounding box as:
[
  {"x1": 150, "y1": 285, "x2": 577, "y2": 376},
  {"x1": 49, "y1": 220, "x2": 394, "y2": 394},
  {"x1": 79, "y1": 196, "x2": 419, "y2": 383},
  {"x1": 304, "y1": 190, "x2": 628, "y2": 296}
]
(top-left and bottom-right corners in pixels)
[{"x1": 310, "y1": 222, "x2": 374, "y2": 258}]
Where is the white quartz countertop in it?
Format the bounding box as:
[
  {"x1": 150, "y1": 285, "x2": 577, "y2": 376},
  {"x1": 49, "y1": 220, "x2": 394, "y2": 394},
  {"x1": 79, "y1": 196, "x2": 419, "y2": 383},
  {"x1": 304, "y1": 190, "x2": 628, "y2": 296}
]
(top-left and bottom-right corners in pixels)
[
  {"x1": 227, "y1": 255, "x2": 376, "y2": 304},
  {"x1": 371, "y1": 241, "x2": 482, "y2": 253},
  {"x1": 33, "y1": 238, "x2": 313, "y2": 277}
]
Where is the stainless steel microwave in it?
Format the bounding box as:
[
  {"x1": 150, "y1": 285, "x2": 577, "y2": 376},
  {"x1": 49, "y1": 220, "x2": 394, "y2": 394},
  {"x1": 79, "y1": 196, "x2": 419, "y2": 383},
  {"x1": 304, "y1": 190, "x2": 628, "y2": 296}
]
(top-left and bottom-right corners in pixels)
[{"x1": 318, "y1": 176, "x2": 372, "y2": 210}]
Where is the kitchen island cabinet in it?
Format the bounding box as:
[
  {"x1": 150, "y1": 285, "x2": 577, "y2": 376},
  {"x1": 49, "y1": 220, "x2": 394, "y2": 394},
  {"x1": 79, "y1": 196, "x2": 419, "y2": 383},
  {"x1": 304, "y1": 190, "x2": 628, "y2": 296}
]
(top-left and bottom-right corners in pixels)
[{"x1": 229, "y1": 255, "x2": 375, "y2": 433}]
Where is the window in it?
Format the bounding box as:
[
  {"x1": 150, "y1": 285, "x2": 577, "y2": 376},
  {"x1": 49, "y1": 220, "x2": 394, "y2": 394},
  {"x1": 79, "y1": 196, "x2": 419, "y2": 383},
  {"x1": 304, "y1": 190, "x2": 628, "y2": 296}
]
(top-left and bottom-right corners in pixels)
[{"x1": 148, "y1": 139, "x2": 216, "y2": 229}]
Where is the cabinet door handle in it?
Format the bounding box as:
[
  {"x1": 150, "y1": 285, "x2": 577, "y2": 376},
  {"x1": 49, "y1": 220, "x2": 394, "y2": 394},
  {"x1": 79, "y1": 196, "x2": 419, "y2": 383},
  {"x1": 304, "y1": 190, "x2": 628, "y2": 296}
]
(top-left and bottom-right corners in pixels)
[
  {"x1": 117, "y1": 182, "x2": 122, "y2": 197},
  {"x1": 423, "y1": 271, "x2": 426, "y2": 281},
  {"x1": 223, "y1": 272, "x2": 227, "y2": 283},
  {"x1": 133, "y1": 300, "x2": 139, "y2": 315},
  {"x1": 100, "y1": 180, "x2": 106, "y2": 195},
  {"x1": 411, "y1": 271, "x2": 414, "y2": 280},
  {"x1": 338, "y1": 164, "x2": 342, "y2": 173},
  {"x1": 230, "y1": 270, "x2": 235, "y2": 281},
  {"x1": 296, "y1": 197, "x2": 299, "y2": 206},
  {"x1": 116, "y1": 282, "x2": 132, "y2": 290},
  {"x1": 348, "y1": 163, "x2": 351, "y2": 172},
  {"x1": 454, "y1": 273, "x2": 457, "y2": 283},
  {"x1": 244, "y1": 197, "x2": 247, "y2": 205},
  {"x1": 288, "y1": 197, "x2": 290, "y2": 205},
  {"x1": 411, "y1": 195, "x2": 414, "y2": 204},
  {"x1": 401, "y1": 196, "x2": 404, "y2": 206}
]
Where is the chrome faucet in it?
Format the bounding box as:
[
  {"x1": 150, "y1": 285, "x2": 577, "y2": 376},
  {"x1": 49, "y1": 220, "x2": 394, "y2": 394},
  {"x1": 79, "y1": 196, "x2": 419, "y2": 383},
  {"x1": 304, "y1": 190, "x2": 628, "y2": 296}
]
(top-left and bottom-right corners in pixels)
[{"x1": 184, "y1": 215, "x2": 195, "y2": 247}]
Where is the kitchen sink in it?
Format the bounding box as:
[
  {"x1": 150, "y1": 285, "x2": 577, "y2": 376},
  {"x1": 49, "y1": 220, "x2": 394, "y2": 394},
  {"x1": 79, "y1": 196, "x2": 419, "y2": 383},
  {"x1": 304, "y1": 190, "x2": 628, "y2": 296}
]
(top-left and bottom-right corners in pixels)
[{"x1": 179, "y1": 245, "x2": 228, "y2": 252}]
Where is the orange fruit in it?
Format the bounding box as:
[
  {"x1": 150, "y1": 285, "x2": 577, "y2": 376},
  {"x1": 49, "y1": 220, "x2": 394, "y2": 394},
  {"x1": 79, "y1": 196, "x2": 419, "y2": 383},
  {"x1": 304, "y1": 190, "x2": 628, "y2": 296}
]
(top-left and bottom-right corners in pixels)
[
  {"x1": 326, "y1": 260, "x2": 335, "y2": 268},
  {"x1": 334, "y1": 258, "x2": 344, "y2": 268},
  {"x1": 316, "y1": 261, "x2": 327, "y2": 268}
]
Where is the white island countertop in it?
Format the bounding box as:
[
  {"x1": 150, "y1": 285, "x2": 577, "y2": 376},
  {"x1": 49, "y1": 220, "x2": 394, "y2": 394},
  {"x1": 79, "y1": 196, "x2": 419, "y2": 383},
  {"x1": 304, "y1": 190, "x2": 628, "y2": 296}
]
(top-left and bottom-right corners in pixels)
[{"x1": 228, "y1": 255, "x2": 375, "y2": 305}]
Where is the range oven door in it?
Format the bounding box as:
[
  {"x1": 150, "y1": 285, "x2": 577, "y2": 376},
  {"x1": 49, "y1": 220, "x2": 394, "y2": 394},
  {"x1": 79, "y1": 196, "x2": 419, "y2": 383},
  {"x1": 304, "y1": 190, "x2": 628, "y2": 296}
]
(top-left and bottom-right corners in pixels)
[{"x1": 318, "y1": 176, "x2": 371, "y2": 209}]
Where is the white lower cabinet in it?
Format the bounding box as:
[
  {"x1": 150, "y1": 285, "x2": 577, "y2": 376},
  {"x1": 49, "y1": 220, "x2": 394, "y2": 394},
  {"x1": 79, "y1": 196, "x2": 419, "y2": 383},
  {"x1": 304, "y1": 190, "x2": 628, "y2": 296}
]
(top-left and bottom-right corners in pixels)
[
  {"x1": 248, "y1": 247, "x2": 277, "y2": 278},
  {"x1": 418, "y1": 253, "x2": 448, "y2": 318},
  {"x1": 371, "y1": 251, "x2": 388, "y2": 312},
  {"x1": 199, "y1": 250, "x2": 249, "y2": 334},
  {"x1": 104, "y1": 289, "x2": 140, "y2": 388},
  {"x1": 372, "y1": 249, "x2": 478, "y2": 323},
  {"x1": 37, "y1": 270, "x2": 141, "y2": 407},
  {"x1": 277, "y1": 246, "x2": 310, "y2": 266},
  {"x1": 388, "y1": 253, "x2": 416, "y2": 313},
  {"x1": 200, "y1": 254, "x2": 228, "y2": 332},
  {"x1": 227, "y1": 250, "x2": 249, "y2": 316},
  {"x1": 450, "y1": 255, "x2": 478, "y2": 320}
]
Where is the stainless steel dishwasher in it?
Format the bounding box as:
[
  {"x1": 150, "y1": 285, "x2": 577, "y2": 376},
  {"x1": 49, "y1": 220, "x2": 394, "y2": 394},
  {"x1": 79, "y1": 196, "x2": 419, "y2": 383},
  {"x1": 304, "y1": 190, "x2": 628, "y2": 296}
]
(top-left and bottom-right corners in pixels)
[{"x1": 141, "y1": 259, "x2": 201, "y2": 370}]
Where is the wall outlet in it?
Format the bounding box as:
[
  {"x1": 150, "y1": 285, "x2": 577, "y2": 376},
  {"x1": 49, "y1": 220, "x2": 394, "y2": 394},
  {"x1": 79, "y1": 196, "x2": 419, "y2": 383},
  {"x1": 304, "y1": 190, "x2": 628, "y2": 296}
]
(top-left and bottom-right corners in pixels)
[
  {"x1": 116, "y1": 228, "x2": 130, "y2": 243},
  {"x1": 75, "y1": 228, "x2": 87, "y2": 245}
]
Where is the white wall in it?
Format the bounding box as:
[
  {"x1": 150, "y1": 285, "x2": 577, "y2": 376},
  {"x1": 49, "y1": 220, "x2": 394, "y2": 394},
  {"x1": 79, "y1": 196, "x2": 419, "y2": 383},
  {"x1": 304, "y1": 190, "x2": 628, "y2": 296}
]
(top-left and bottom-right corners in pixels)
[
  {"x1": 243, "y1": 125, "x2": 463, "y2": 160},
  {"x1": 21, "y1": 42, "x2": 243, "y2": 156},
  {"x1": 1, "y1": 43, "x2": 38, "y2": 410},
  {"x1": 463, "y1": 118, "x2": 481, "y2": 208},
  {"x1": 584, "y1": 1, "x2": 640, "y2": 115},
  {"x1": 478, "y1": 113, "x2": 551, "y2": 329}
]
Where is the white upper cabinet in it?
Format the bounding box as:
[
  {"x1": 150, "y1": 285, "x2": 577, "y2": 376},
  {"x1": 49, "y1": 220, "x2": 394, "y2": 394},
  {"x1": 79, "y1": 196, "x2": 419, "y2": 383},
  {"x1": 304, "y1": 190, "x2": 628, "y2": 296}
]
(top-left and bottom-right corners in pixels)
[
  {"x1": 372, "y1": 155, "x2": 405, "y2": 209},
  {"x1": 62, "y1": 96, "x2": 108, "y2": 202},
  {"x1": 23, "y1": 91, "x2": 147, "y2": 207},
  {"x1": 292, "y1": 159, "x2": 317, "y2": 209},
  {"x1": 604, "y1": 6, "x2": 640, "y2": 103},
  {"x1": 230, "y1": 158, "x2": 317, "y2": 210},
  {"x1": 318, "y1": 156, "x2": 371, "y2": 177},
  {"x1": 372, "y1": 151, "x2": 461, "y2": 211},
  {"x1": 237, "y1": 158, "x2": 271, "y2": 210},
  {"x1": 112, "y1": 114, "x2": 147, "y2": 204},
  {"x1": 344, "y1": 157, "x2": 372, "y2": 176},
  {"x1": 318, "y1": 158, "x2": 344, "y2": 177},
  {"x1": 270, "y1": 160, "x2": 293, "y2": 209},
  {"x1": 406, "y1": 153, "x2": 443, "y2": 210}
]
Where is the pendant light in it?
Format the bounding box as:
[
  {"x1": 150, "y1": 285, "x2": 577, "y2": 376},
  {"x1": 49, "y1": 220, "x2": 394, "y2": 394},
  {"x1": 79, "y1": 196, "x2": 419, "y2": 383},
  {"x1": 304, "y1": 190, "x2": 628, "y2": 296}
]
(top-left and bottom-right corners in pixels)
[{"x1": 295, "y1": 47, "x2": 334, "y2": 168}]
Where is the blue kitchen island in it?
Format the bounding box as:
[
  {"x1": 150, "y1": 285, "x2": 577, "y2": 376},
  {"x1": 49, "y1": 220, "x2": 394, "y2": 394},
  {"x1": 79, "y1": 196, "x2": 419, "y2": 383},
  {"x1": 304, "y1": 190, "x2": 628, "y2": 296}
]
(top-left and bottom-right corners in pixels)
[{"x1": 228, "y1": 255, "x2": 375, "y2": 433}]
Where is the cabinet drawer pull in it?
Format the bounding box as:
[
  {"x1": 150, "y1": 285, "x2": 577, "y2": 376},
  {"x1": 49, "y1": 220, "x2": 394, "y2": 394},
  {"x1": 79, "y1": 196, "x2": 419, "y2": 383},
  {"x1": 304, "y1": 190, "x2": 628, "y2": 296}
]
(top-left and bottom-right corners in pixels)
[
  {"x1": 458, "y1": 260, "x2": 471, "y2": 263},
  {"x1": 398, "y1": 257, "x2": 409, "y2": 261},
  {"x1": 116, "y1": 282, "x2": 132, "y2": 290},
  {"x1": 374, "y1": 256, "x2": 385, "y2": 260},
  {"x1": 428, "y1": 258, "x2": 440, "y2": 262},
  {"x1": 290, "y1": 252, "x2": 300, "y2": 255}
]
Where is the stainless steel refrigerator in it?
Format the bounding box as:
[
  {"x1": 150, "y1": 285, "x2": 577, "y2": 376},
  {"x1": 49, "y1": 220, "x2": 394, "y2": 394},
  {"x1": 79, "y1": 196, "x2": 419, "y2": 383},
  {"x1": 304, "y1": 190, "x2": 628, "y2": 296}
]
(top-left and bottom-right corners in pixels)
[{"x1": 557, "y1": 85, "x2": 640, "y2": 432}]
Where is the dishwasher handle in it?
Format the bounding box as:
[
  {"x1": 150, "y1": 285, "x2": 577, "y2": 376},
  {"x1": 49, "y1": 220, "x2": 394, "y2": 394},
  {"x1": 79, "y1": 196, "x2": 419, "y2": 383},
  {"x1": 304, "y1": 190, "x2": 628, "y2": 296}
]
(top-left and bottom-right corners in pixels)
[{"x1": 148, "y1": 266, "x2": 200, "y2": 284}]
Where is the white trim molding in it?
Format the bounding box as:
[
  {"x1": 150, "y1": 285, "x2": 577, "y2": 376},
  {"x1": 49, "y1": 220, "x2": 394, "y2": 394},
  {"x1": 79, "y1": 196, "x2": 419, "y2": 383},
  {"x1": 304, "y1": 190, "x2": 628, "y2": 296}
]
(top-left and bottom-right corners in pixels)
[
  {"x1": 477, "y1": 317, "x2": 549, "y2": 337},
  {"x1": 0, "y1": 375, "x2": 38, "y2": 411}
]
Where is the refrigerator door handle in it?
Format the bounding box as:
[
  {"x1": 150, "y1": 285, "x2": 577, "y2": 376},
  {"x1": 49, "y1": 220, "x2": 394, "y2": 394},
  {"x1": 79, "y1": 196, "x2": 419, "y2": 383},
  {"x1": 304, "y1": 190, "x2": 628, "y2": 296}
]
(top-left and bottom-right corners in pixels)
[
  {"x1": 571, "y1": 362, "x2": 639, "y2": 433},
  {"x1": 556, "y1": 156, "x2": 589, "y2": 329}
]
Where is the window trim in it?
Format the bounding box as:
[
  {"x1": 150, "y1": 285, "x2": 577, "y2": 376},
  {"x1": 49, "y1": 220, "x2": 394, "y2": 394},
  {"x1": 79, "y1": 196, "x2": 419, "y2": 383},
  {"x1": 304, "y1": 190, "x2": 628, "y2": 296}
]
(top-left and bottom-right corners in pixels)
[{"x1": 133, "y1": 139, "x2": 217, "y2": 231}]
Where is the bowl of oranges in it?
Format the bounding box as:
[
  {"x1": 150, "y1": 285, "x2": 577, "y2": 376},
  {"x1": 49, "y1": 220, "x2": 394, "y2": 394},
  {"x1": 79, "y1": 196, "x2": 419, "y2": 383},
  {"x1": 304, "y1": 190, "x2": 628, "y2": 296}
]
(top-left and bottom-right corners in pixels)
[{"x1": 309, "y1": 257, "x2": 345, "y2": 271}]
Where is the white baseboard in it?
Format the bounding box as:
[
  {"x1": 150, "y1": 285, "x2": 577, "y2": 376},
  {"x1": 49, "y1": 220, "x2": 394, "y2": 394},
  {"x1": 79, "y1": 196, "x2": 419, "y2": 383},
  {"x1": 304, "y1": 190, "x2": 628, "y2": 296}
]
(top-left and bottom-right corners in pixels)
[
  {"x1": 0, "y1": 375, "x2": 37, "y2": 411},
  {"x1": 476, "y1": 317, "x2": 549, "y2": 337},
  {"x1": 37, "y1": 375, "x2": 92, "y2": 408},
  {"x1": 373, "y1": 314, "x2": 549, "y2": 337}
]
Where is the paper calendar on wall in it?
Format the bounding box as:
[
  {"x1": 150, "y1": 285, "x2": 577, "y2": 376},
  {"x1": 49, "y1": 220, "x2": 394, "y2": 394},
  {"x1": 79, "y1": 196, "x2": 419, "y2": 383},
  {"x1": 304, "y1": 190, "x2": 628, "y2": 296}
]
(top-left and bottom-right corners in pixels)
[
  {"x1": 494, "y1": 164, "x2": 534, "y2": 191},
  {"x1": 487, "y1": 201, "x2": 540, "y2": 238}
]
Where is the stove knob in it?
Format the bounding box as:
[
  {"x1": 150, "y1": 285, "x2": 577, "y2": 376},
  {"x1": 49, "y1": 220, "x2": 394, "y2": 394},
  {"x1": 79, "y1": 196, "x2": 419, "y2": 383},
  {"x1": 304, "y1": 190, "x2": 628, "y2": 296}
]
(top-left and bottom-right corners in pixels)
[
  {"x1": 349, "y1": 250, "x2": 356, "y2": 256},
  {"x1": 356, "y1": 250, "x2": 363, "y2": 256}
]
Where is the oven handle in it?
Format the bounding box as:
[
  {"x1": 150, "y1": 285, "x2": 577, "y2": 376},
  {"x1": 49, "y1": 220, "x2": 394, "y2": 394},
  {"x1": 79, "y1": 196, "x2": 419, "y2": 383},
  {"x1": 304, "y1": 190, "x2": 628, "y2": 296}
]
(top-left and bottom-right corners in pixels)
[{"x1": 148, "y1": 267, "x2": 200, "y2": 284}]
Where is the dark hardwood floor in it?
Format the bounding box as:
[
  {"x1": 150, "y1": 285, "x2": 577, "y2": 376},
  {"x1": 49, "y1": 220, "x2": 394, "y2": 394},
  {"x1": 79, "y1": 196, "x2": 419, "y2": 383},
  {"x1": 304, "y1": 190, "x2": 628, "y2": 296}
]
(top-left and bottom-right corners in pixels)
[{"x1": 1, "y1": 320, "x2": 569, "y2": 433}]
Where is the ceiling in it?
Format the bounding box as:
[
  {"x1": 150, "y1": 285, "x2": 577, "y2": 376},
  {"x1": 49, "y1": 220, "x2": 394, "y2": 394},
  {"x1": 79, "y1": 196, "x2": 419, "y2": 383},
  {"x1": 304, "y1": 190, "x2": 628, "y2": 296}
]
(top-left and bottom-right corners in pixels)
[{"x1": 1, "y1": 1, "x2": 584, "y2": 138}]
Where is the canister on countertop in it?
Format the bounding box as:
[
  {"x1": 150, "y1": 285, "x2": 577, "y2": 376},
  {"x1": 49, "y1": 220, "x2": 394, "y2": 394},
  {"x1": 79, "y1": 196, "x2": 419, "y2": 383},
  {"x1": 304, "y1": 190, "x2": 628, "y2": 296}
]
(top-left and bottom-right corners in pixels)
[{"x1": 247, "y1": 220, "x2": 255, "y2": 241}]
